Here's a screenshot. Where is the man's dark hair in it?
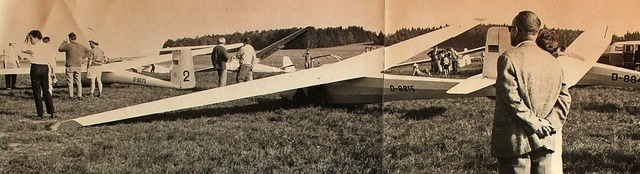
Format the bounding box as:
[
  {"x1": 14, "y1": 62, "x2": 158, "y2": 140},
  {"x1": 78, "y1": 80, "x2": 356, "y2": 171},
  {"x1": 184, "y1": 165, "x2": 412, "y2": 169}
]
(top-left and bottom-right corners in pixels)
[
  {"x1": 536, "y1": 30, "x2": 559, "y2": 54},
  {"x1": 43, "y1": 37, "x2": 50, "y2": 41},
  {"x1": 68, "y1": 32, "x2": 77, "y2": 40},
  {"x1": 513, "y1": 11, "x2": 541, "y2": 33},
  {"x1": 28, "y1": 30, "x2": 43, "y2": 40},
  {"x1": 243, "y1": 38, "x2": 251, "y2": 45}
]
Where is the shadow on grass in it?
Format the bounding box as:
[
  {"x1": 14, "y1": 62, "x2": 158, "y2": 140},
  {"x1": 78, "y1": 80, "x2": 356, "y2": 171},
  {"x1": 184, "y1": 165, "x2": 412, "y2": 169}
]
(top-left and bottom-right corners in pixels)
[
  {"x1": 95, "y1": 98, "x2": 381, "y2": 127},
  {"x1": 98, "y1": 98, "x2": 301, "y2": 126},
  {"x1": 627, "y1": 132, "x2": 640, "y2": 140},
  {"x1": 625, "y1": 106, "x2": 640, "y2": 116},
  {"x1": 0, "y1": 110, "x2": 16, "y2": 115},
  {"x1": 400, "y1": 106, "x2": 447, "y2": 120},
  {"x1": 564, "y1": 150, "x2": 638, "y2": 173},
  {"x1": 582, "y1": 102, "x2": 623, "y2": 113}
]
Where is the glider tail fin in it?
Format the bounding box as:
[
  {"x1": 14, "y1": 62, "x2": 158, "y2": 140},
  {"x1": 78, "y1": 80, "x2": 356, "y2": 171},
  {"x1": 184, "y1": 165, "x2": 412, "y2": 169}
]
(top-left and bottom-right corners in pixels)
[
  {"x1": 281, "y1": 56, "x2": 296, "y2": 72},
  {"x1": 447, "y1": 26, "x2": 512, "y2": 94},
  {"x1": 481, "y1": 26, "x2": 513, "y2": 79},
  {"x1": 170, "y1": 49, "x2": 196, "y2": 89}
]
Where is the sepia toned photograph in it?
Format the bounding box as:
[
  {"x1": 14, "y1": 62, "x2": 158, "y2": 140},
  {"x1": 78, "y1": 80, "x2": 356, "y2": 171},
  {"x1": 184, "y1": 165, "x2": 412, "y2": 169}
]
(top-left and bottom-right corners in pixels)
[{"x1": 0, "y1": 0, "x2": 639, "y2": 173}]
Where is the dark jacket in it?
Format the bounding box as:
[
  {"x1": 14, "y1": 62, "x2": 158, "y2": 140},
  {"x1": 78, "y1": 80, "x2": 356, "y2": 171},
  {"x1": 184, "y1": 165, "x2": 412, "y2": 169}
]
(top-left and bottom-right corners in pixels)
[{"x1": 211, "y1": 45, "x2": 229, "y2": 70}]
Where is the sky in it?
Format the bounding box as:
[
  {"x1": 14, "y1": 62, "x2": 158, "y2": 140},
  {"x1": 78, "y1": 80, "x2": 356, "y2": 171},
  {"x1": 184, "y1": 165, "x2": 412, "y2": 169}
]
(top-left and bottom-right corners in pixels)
[
  {"x1": 387, "y1": 0, "x2": 640, "y2": 35},
  {"x1": 0, "y1": 0, "x2": 385, "y2": 57},
  {"x1": 1, "y1": 0, "x2": 639, "y2": 58}
]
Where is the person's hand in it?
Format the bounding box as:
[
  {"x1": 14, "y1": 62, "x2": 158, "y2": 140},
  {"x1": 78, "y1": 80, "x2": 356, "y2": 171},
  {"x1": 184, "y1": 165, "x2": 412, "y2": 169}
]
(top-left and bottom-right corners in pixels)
[{"x1": 535, "y1": 119, "x2": 556, "y2": 139}]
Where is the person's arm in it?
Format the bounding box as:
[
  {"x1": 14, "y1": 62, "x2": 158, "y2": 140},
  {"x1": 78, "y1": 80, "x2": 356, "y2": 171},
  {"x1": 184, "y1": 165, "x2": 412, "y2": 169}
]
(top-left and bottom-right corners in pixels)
[
  {"x1": 83, "y1": 47, "x2": 92, "y2": 59},
  {"x1": 58, "y1": 42, "x2": 67, "y2": 52},
  {"x1": 496, "y1": 53, "x2": 554, "y2": 136},
  {"x1": 250, "y1": 50, "x2": 257, "y2": 67},
  {"x1": 87, "y1": 51, "x2": 95, "y2": 69},
  {"x1": 48, "y1": 55, "x2": 57, "y2": 73},
  {"x1": 222, "y1": 48, "x2": 230, "y2": 62},
  {"x1": 22, "y1": 44, "x2": 33, "y2": 55},
  {"x1": 236, "y1": 48, "x2": 245, "y2": 64},
  {"x1": 2, "y1": 49, "x2": 6, "y2": 68},
  {"x1": 555, "y1": 52, "x2": 585, "y2": 61},
  {"x1": 545, "y1": 81, "x2": 571, "y2": 127}
]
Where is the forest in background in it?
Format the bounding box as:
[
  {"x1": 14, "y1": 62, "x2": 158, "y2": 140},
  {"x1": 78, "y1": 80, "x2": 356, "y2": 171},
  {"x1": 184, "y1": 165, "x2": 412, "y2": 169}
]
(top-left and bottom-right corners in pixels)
[
  {"x1": 162, "y1": 24, "x2": 639, "y2": 51},
  {"x1": 162, "y1": 26, "x2": 381, "y2": 50}
]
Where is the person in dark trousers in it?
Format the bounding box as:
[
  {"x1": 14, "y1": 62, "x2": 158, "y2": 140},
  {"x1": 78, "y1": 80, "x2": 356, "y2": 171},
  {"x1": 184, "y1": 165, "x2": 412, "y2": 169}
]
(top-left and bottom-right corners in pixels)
[{"x1": 23, "y1": 30, "x2": 56, "y2": 118}]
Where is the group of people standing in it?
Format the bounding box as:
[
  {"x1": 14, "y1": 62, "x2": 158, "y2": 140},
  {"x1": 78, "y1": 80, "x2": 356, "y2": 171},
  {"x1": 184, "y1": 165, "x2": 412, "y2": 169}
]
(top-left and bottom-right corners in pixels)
[
  {"x1": 412, "y1": 47, "x2": 461, "y2": 76},
  {"x1": 12, "y1": 30, "x2": 106, "y2": 119},
  {"x1": 428, "y1": 47, "x2": 461, "y2": 76},
  {"x1": 210, "y1": 37, "x2": 258, "y2": 87}
]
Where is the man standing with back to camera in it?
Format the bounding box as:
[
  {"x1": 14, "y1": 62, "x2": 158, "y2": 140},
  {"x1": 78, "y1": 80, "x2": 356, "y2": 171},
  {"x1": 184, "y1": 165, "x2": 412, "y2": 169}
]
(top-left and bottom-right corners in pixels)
[
  {"x1": 492, "y1": 11, "x2": 571, "y2": 173},
  {"x1": 236, "y1": 38, "x2": 257, "y2": 83},
  {"x1": 211, "y1": 37, "x2": 229, "y2": 87},
  {"x1": 58, "y1": 32, "x2": 91, "y2": 98}
]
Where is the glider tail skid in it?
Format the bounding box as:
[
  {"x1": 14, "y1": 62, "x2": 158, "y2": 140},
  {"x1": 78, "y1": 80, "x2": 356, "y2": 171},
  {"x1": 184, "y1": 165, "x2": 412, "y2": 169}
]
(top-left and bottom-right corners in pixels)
[{"x1": 446, "y1": 26, "x2": 512, "y2": 94}]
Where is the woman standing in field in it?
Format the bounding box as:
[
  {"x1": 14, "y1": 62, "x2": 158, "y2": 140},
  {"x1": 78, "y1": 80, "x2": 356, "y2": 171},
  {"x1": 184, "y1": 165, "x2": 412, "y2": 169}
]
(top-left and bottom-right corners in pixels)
[{"x1": 22, "y1": 30, "x2": 56, "y2": 118}]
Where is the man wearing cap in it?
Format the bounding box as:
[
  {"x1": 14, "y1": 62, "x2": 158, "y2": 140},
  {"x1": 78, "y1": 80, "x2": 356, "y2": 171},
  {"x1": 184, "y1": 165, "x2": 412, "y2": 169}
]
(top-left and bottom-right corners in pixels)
[
  {"x1": 210, "y1": 37, "x2": 229, "y2": 87},
  {"x1": 492, "y1": 11, "x2": 571, "y2": 173},
  {"x1": 236, "y1": 38, "x2": 257, "y2": 83},
  {"x1": 58, "y1": 32, "x2": 91, "y2": 98},
  {"x1": 87, "y1": 40, "x2": 104, "y2": 97}
]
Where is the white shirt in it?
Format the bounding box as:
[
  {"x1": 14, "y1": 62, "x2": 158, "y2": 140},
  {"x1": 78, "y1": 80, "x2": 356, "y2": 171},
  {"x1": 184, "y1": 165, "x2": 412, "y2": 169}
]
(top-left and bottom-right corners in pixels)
[
  {"x1": 236, "y1": 44, "x2": 257, "y2": 65},
  {"x1": 3, "y1": 46, "x2": 17, "y2": 62},
  {"x1": 24, "y1": 42, "x2": 56, "y2": 66}
]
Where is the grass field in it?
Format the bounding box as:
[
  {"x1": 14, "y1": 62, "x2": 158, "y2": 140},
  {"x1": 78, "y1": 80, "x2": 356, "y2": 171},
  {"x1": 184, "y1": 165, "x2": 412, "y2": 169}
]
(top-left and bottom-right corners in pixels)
[{"x1": 0, "y1": 43, "x2": 639, "y2": 173}]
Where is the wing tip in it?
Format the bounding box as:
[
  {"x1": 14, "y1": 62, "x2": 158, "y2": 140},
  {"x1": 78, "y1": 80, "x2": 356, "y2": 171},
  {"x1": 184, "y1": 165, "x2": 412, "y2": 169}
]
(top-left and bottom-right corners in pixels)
[
  {"x1": 50, "y1": 120, "x2": 83, "y2": 131},
  {"x1": 446, "y1": 86, "x2": 473, "y2": 95},
  {"x1": 446, "y1": 75, "x2": 495, "y2": 94}
]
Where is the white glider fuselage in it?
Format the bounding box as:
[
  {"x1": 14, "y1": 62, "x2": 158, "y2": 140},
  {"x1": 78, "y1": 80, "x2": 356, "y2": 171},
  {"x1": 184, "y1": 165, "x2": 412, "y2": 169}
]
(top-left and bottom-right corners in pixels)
[{"x1": 304, "y1": 75, "x2": 495, "y2": 104}]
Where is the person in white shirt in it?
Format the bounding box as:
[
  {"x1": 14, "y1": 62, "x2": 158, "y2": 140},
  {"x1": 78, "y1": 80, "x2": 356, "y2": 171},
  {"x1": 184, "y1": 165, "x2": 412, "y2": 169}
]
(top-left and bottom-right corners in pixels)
[
  {"x1": 235, "y1": 38, "x2": 257, "y2": 83},
  {"x1": 22, "y1": 30, "x2": 56, "y2": 118},
  {"x1": 3, "y1": 42, "x2": 20, "y2": 89}
]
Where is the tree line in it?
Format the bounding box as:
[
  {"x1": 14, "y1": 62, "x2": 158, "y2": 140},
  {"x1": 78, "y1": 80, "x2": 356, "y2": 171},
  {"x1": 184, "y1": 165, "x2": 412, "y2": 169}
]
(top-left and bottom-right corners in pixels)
[
  {"x1": 162, "y1": 26, "x2": 381, "y2": 50},
  {"x1": 163, "y1": 24, "x2": 635, "y2": 51},
  {"x1": 384, "y1": 24, "x2": 584, "y2": 50},
  {"x1": 612, "y1": 31, "x2": 640, "y2": 43}
]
